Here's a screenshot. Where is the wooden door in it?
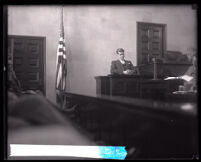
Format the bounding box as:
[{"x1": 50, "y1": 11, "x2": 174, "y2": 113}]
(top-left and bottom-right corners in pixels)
[
  {"x1": 8, "y1": 35, "x2": 46, "y2": 95},
  {"x1": 137, "y1": 22, "x2": 166, "y2": 65}
]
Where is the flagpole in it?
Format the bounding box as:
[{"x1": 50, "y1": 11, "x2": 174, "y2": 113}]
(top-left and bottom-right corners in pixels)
[
  {"x1": 61, "y1": 5, "x2": 66, "y2": 108},
  {"x1": 61, "y1": 5, "x2": 64, "y2": 92},
  {"x1": 61, "y1": 5, "x2": 67, "y2": 93},
  {"x1": 61, "y1": 5, "x2": 64, "y2": 37}
]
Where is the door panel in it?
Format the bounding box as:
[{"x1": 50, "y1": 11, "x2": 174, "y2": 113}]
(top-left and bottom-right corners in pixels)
[
  {"x1": 137, "y1": 22, "x2": 166, "y2": 65},
  {"x1": 8, "y1": 35, "x2": 46, "y2": 95},
  {"x1": 149, "y1": 26, "x2": 163, "y2": 57}
]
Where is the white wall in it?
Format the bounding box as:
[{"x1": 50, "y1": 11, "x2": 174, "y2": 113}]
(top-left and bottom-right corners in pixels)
[{"x1": 8, "y1": 5, "x2": 197, "y2": 104}]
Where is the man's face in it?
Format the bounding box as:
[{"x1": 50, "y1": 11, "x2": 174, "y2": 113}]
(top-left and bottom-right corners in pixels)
[{"x1": 118, "y1": 51, "x2": 125, "y2": 60}]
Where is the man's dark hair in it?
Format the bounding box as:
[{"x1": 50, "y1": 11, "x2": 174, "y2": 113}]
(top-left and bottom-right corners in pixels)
[{"x1": 116, "y1": 48, "x2": 124, "y2": 54}]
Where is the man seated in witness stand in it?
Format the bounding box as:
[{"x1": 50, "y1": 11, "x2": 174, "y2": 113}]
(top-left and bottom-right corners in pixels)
[{"x1": 110, "y1": 48, "x2": 139, "y2": 75}]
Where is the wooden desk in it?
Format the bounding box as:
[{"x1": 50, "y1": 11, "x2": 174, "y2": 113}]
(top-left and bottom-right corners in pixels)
[{"x1": 95, "y1": 75, "x2": 184, "y2": 100}]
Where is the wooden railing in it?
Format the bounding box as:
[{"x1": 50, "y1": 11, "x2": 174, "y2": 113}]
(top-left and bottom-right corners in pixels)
[{"x1": 60, "y1": 92, "x2": 198, "y2": 159}]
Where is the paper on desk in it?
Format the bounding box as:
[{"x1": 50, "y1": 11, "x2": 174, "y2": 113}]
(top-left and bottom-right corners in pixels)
[
  {"x1": 164, "y1": 77, "x2": 177, "y2": 80},
  {"x1": 164, "y1": 75, "x2": 193, "y2": 82}
]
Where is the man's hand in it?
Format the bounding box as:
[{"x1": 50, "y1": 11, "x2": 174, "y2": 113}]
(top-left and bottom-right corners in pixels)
[
  {"x1": 123, "y1": 70, "x2": 133, "y2": 75},
  {"x1": 123, "y1": 70, "x2": 129, "y2": 74}
]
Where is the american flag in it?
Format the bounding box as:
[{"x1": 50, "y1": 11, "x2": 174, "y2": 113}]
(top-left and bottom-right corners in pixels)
[{"x1": 55, "y1": 7, "x2": 67, "y2": 106}]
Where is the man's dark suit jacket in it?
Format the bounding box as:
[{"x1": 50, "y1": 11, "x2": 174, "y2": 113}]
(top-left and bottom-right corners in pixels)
[{"x1": 110, "y1": 60, "x2": 139, "y2": 75}]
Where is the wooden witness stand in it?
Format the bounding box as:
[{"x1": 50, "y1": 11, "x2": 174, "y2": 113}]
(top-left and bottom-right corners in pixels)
[
  {"x1": 95, "y1": 75, "x2": 185, "y2": 101},
  {"x1": 95, "y1": 59, "x2": 194, "y2": 101}
]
